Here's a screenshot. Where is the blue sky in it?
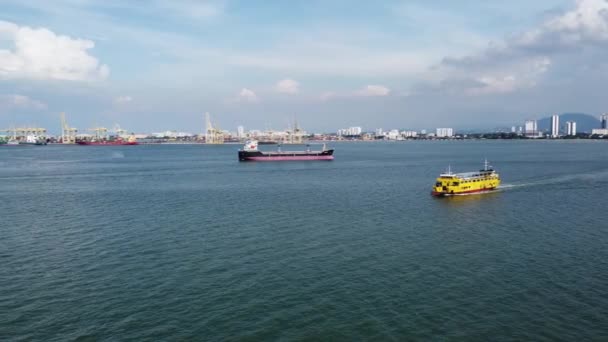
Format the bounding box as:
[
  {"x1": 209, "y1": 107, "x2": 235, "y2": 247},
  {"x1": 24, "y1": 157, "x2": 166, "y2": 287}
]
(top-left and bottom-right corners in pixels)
[{"x1": 3, "y1": 0, "x2": 608, "y2": 133}]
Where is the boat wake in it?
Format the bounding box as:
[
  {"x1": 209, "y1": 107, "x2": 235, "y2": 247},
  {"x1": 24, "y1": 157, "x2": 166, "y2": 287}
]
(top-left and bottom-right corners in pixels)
[{"x1": 499, "y1": 169, "x2": 608, "y2": 191}]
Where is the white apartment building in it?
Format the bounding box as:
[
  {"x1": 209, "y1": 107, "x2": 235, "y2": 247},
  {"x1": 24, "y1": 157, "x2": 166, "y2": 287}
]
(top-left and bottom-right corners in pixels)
[
  {"x1": 551, "y1": 115, "x2": 560, "y2": 138},
  {"x1": 435, "y1": 128, "x2": 454, "y2": 138}
]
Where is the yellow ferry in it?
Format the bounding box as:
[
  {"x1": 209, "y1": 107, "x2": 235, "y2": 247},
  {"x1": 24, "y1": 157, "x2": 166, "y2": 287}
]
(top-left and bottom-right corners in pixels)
[{"x1": 431, "y1": 160, "x2": 500, "y2": 196}]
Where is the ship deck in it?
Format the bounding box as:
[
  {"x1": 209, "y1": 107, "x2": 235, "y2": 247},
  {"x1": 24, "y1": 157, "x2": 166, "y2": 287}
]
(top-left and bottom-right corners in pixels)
[{"x1": 440, "y1": 170, "x2": 497, "y2": 180}]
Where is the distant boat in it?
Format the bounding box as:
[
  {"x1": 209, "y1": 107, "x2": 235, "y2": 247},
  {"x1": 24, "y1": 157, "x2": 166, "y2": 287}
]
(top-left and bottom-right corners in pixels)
[
  {"x1": 431, "y1": 160, "x2": 501, "y2": 196},
  {"x1": 1, "y1": 138, "x2": 19, "y2": 146},
  {"x1": 18, "y1": 135, "x2": 47, "y2": 146},
  {"x1": 238, "y1": 140, "x2": 334, "y2": 161}
]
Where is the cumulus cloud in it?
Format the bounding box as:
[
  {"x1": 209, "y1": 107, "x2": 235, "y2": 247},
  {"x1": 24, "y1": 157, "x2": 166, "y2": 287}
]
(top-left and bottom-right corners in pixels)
[
  {"x1": 434, "y1": 0, "x2": 608, "y2": 96},
  {"x1": 0, "y1": 94, "x2": 47, "y2": 110},
  {"x1": 320, "y1": 85, "x2": 391, "y2": 101},
  {"x1": 114, "y1": 95, "x2": 133, "y2": 104},
  {"x1": 0, "y1": 20, "x2": 109, "y2": 81},
  {"x1": 275, "y1": 79, "x2": 299, "y2": 94},
  {"x1": 355, "y1": 85, "x2": 391, "y2": 97},
  {"x1": 237, "y1": 88, "x2": 259, "y2": 103}
]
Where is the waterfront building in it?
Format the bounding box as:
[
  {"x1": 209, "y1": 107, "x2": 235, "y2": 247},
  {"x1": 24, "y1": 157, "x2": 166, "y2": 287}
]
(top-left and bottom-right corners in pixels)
[
  {"x1": 601, "y1": 114, "x2": 608, "y2": 129},
  {"x1": 551, "y1": 115, "x2": 560, "y2": 138},
  {"x1": 338, "y1": 126, "x2": 362, "y2": 136},
  {"x1": 566, "y1": 121, "x2": 577, "y2": 136},
  {"x1": 237, "y1": 125, "x2": 244, "y2": 139},
  {"x1": 524, "y1": 120, "x2": 538, "y2": 137},
  {"x1": 435, "y1": 128, "x2": 454, "y2": 138},
  {"x1": 402, "y1": 130, "x2": 418, "y2": 138},
  {"x1": 592, "y1": 128, "x2": 608, "y2": 135}
]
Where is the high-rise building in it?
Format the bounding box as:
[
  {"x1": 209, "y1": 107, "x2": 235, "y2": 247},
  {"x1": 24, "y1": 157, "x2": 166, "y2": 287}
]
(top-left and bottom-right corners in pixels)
[
  {"x1": 601, "y1": 114, "x2": 608, "y2": 129},
  {"x1": 566, "y1": 121, "x2": 577, "y2": 136},
  {"x1": 524, "y1": 120, "x2": 537, "y2": 137},
  {"x1": 436, "y1": 128, "x2": 454, "y2": 138},
  {"x1": 237, "y1": 125, "x2": 245, "y2": 138},
  {"x1": 551, "y1": 115, "x2": 560, "y2": 138},
  {"x1": 337, "y1": 126, "x2": 363, "y2": 136}
]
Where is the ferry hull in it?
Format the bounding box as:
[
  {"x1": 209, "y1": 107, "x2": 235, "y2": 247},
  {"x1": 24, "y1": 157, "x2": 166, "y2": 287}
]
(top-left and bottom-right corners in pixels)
[
  {"x1": 239, "y1": 149, "x2": 334, "y2": 161},
  {"x1": 431, "y1": 187, "x2": 498, "y2": 197}
]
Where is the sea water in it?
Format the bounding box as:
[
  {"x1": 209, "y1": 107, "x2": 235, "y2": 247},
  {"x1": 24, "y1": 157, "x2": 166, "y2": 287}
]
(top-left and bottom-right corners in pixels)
[{"x1": 1, "y1": 141, "x2": 608, "y2": 340}]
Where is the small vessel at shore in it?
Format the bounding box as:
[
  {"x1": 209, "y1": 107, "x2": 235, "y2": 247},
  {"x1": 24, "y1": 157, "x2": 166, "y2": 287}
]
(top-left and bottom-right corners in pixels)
[
  {"x1": 431, "y1": 160, "x2": 500, "y2": 196},
  {"x1": 238, "y1": 140, "x2": 334, "y2": 161},
  {"x1": 77, "y1": 135, "x2": 138, "y2": 146},
  {"x1": 19, "y1": 135, "x2": 47, "y2": 146},
  {"x1": 0, "y1": 138, "x2": 19, "y2": 146}
]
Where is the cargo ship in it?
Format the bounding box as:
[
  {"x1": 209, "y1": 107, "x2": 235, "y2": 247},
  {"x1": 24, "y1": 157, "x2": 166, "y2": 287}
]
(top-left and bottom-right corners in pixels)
[
  {"x1": 238, "y1": 140, "x2": 334, "y2": 161},
  {"x1": 77, "y1": 135, "x2": 138, "y2": 146},
  {"x1": 431, "y1": 160, "x2": 500, "y2": 196}
]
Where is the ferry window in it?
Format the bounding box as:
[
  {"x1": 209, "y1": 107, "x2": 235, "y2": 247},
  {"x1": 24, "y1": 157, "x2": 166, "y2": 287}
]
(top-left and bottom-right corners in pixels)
[
  {"x1": 452, "y1": 182, "x2": 459, "y2": 186},
  {"x1": 435, "y1": 182, "x2": 442, "y2": 187}
]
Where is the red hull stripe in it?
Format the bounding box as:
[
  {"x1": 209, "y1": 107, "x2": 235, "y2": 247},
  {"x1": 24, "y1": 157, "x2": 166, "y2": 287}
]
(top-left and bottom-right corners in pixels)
[{"x1": 77, "y1": 142, "x2": 138, "y2": 145}]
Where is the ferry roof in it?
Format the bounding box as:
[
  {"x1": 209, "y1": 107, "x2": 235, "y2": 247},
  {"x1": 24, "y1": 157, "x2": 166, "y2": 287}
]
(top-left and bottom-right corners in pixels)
[{"x1": 440, "y1": 170, "x2": 497, "y2": 179}]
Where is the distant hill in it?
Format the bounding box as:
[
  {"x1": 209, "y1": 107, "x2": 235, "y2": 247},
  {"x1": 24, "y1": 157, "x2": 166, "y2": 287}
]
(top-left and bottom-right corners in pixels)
[{"x1": 537, "y1": 113, "x2": 600, "y2": 133}]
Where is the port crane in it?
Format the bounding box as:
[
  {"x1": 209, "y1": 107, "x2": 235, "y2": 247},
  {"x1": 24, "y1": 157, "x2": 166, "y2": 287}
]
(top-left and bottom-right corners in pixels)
[
  {"x1": 88, "y1": 126, "x2": 108, "y2": 140},
  {"x1": 1, "y1": 127, "x2": 47, "y2": 140},
  {"x1": 205, "y1": 112, "x2": 224, "y2": 144},
  {"x1": 60, "y1": 112, "x2": 78, "y2": 144},
  {"x1": 284, "y1": 118, "x2": 305, "y2": 144},
  {"x1": 112, "y1": 124, "x2": 128, "y2": 138}
]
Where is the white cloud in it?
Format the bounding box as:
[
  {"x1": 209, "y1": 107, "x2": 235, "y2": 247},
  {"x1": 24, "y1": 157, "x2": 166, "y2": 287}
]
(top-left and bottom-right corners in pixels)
[
  {"x1": 320, "y1": 85, "x2": 391, "y2": 101},
  {"x1": 432, "y1": 0, "x2": 608, "y2": 96},
  {"x1": 276, "y1": 79, "x2": 299, "y2": 94},
  {"x1": 355, "y1": 85, "x2": 391, "y2": 97},
  {"x1": 114, "y1": 95, "x2": 133, "y2": 104},
  {"x1": 542, "y1": 0, "x2": 608, "y2": 42},
  {"x1": 0, "y1": 20, "x2": 109, "y2": 81},
  {"x1": 0, "y1": 94, "x2": 47, "y2": 110},
  {"x1": 237, "y1": 88, "x2": 259, "y2": 103}
]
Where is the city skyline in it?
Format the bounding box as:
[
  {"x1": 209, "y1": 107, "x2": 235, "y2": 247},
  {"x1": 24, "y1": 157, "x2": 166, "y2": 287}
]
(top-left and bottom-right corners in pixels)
[
  {"x1": 3, "y1": 1, "x2": 608, "y2": 132},
  {"x1": 1, "y1": 111, "x2": 605, "y2": 137}
]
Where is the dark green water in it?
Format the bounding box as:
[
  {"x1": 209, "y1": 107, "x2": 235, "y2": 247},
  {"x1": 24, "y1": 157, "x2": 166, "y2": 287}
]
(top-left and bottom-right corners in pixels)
[{"x1": 1, "y1": 141, "x2": 608, "y2": 341}]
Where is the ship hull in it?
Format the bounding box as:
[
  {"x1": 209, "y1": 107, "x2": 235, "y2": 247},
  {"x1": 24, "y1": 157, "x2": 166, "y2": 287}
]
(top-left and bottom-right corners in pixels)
[
  {"x1": 239, "y1": 149, "x2": 334, "y2": 161},
  {"x1": 431, "y1": 187, "x2": 498, "y2": 197},
  {"x1": 77, "y1": 141, "x2": 138, "y2": 146},
  {"x1": 18, "y1": 142, "x2": 47, "y2": 146}
]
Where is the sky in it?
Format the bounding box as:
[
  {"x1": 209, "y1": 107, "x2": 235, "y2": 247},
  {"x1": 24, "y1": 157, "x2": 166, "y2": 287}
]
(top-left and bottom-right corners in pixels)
[{"x1": 2, "y1": 0, "x2": 608, "y2": 133}]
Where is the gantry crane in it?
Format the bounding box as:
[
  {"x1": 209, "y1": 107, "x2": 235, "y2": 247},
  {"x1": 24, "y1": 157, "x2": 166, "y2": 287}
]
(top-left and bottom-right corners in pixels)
[
  {"x1": 205, "y1": 112, "x2": 224, "y2": 144},
  {"x1": 61, "y1": 112, "x2": 77, "y2": 144}
]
